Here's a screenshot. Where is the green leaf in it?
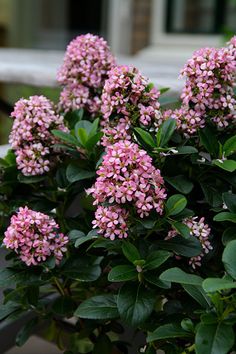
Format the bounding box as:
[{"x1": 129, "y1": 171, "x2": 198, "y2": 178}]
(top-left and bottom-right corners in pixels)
[
  {"x1": 134, "y1": 128, "x2": 155, "y2": 147},
  {"x1": 144, "y1": 250, "x2": 171, "y2": 270},
  {"x1": 88, "y1": 118, "x2": 100, "y2": 138},
  {"x1": 62, "y1": 256, "x2": 101, "y2": 282},
  {"x1": 176, "y1": 146, "x2": 198, "y2": 154},
  {"x1": 147, "y1": 323, "x2": 190, "y2": 342},
  {"x1": 170, "y1": 221, "x2": 190, "y2": 238},
  {"x1": 222, "y1": 240, "x2": 236, "y2": 279},
  {"x1": 199, "y1": 126, "x2": 219, "y2": 156},
  {"x1": 159, "y1": 267, "x2": 203, "y2": 285},
  {"x1": 223, "y1": 135, "x2": 236, "y2": 157},
  {"x1": 66, "y1": 164, "x2": 95, "y2": 183},
  {"x1": 0, "y1": 268, "x2": 40, "y2": 287},
  {"x1": 156, "y1": 119, "x2": 176, "y2": 147},
  {"x1": 144, "y1": 273, "x2": 171, "y2": 289},
  {"x1": 0, "y1": 301, "x2": 20, "y2": 320},
  {"x1": 122, "y1": 241, "x2": 140, "y2": 263},
  {"x1": 222, "y1": 227, "x2": 236, "y2": 245},
  {"x1": 117, "y1": 283, "x2": 155, "y2": 327},
  {"x1": 15, "y1": 317, "x2": 38, "y2": 347},
  {"x1": 213, "y1": 212, "x2": 236, "y2": 223},
  {"x1": 165, "y1": 175, "x2": 193, "y2": 194},
  {"x1": 68, "y1": 230, "x2": 85, "y2": 242},
  {"x1": 85, "y1": 132, "x2": 103, "y2": 150},
  {"x1": 74, "y1": 231, "x2": 98, "y2": 248},
  {"x1": 222, "y1": 192, "x2": 236, "y2": 213},
  {"x1": 75, "y1": 295, "x2": 119, "y2": 319},
  {"x1": 213, "y1": 159, "x2": 236, "y2": 172},
  {"x1": 182, "y1": 284, "x2": 211, "y2": 308},
  {"x1": 155, "y1": 236, "x2": 202, "y2": 257},
  {"x1": 52, "y1": 296, "x2": 76, "y2": 316},
  {"x1": 202, "y1": 278, "x2": 236, "y2": 292},
  {"x1": 108, "y1": 265, "x2": 137, "y2": 282},
  {"x1": 159, "y1": 87, "x2": 170, "y2": 94},
  {"x1": 51, "y1": 130, "x2": 78, "y2": 145},
  {"x1": 77, "y1": 128, "x2": 88, "y2": 146},
  {"x1": 195, "y1": 323, "x2": 234, "y2": 354},
  {"x1": 17, "y1": 174, "x2": 46, "y2": 184},
  {"x1": 166, "y1": 194, "x2": 187, "y2": 216},
  {"x1": 75, "y1": 120, "x2": 92, "y2": 135}
]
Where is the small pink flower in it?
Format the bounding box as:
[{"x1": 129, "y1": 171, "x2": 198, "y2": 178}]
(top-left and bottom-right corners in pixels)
[
  {"x1": 3, "y1": 207, "x2": 68, "y2": 266},
  {"x1": 88, "y1": 140, "x2": 166, "y2": 238},
  {"x1": 10, "y1": 95, "x2": 68, "y2": 175}
]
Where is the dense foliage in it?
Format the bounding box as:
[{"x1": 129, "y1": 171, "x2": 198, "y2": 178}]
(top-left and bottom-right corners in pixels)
[{"x1": 0, "y1": 34, "x2": 236, "y2": 354}]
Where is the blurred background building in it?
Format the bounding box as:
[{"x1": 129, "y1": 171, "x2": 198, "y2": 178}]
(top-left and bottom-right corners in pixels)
[{"x1": 0, "y1": 0, "x2": 235, "y2": 55}]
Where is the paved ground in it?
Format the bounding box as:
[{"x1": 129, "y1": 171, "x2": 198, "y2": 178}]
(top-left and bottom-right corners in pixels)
[{"x1": 5, "y1": 336, "x2": 60, "y2": 354}]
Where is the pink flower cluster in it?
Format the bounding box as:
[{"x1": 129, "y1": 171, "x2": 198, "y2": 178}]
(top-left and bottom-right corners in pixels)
[
  {"x1": 163, "y1": 40, "x2": 236, "y2": 135},
  {"x1": 180, "y1": 45, "x2": 236, "y2": 130},
  {"x1": 57, "y1": 34, "x2": 116, "y2": 115},
  {"x1": 92, "y1": 205, "x2": 129, "y2": 240},
  {"x1": 228, "y1": 35, "x2": 236, "y2": 59},
  {"x1": 10, "y1": 95, "x2": 68, "y2": 176},
  {"x1": 101, "y1": 65, "x2": 161, "y2": 126},
  {"x1": 3, "y1": 207, "x2": 68, "y2": 266},
  {"x1": 88, "y1": 140, "x2": 166, "y2": 239},
  {"x1": 166, "y1": 216, "x2": 212, "y2": 268},
  {"x1": 163, "y1": 108, "x2": 205, "y2": 136},
  {"x1": 101, "y1": 117, "x2": 132, "y2": 147}
]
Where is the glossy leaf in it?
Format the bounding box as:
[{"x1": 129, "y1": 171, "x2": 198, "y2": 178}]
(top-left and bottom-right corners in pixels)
[
  {"x1": 134, "y1": 128, "x2": 155, "y2": 147},
  {"x1": 51, "y1": 130, "x2": 78, "y2": 145},
  {"x1": 222, "y1": 227, "x2": 236, "y2": 245},
  {"x1": 15, "y1": 317, "x2": 38, "y2": 347},
  {"x1": 202, "y1": 278, "x2": 236, "y2": 292},
  {"x1": 117, "y1": 283, "x2": 155, "y2": 327},
  {"x1": 144, "y1": 250, "x2": 171, "y2": 270},
  {"x1": 213, "y1": 159, "x2": 236, "y2": 172},
  {"x1": 108, "y1": 265, "x2": 137, "y2": 282},
  {"x1": 213, "y1": 212, "x2": 236, "y2": 223},
  {"x1": 223, "y1": 135, "x2": 236, "y2": 157},
  {"x1": 144, "y1": 273, "x2": 171, "y2": 289},
  {"x1": 199, "y1": 126, "x2": 219, "y2": 156},
  {"x1": 156, "y1": 118, "x2": 176, "y2": 147},
  {"x1": 66, "y1": 164, "x2": 95, "y2": 183},
  {"x1": 182, "y1": 284, "x2": 211, "y2": 308},
  {"x1": 160, "y1": 267, "x2": 203, "y2": 285},
  {"x1": 122, "y1": 242, "x2": 140, "y2": 263},
  {"x1": 147, "y1": 323, "x2": 190, "y2": 342},
  {"x1": 195, "y1": 323, "x2": 234, "y2": 354},
  {"x1": 75, "y1": 295, "x2": 119, "y2": 319},
  {"x1": 156, "y1": 236, "x2": 202, "y2": 257},
  {"x1": 222, "y1": 192, "x2": 236, "y2": 213},
  {"x1": 222, "y1": 240, "x2": 236, "y2": 279},
  {"x1": 166, "y1": 194, "x2": 187, "y2": 216},
  {"x1": 165, "y1": 175, "x2": 193, "y2": 194},
  {"x1": 170, "y1": 221, "x2": 190, "y2": 238}
]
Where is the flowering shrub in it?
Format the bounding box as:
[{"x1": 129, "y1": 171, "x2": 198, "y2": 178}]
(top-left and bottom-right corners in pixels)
[
  {"x1": 10, "y1": 95, "x2": 67, "y2": 175},
  {"x1": 0, "y1": 34, "x2": 236, "y2": 354}
]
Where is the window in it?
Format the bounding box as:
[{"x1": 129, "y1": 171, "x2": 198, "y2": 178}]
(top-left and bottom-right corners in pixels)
[{"x1": 166, "y1": 0, "x2": 236, "y2": 35}]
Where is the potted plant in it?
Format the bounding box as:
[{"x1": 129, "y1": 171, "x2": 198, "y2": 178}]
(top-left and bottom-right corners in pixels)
[{"x1": 0, "y1": 33, "x2": 235, "y2": 354}]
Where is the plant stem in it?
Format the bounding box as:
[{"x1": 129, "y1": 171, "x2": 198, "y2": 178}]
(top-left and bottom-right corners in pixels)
[{"x1": 53, "y1": 277, "x2": 65, "y2": 296}]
